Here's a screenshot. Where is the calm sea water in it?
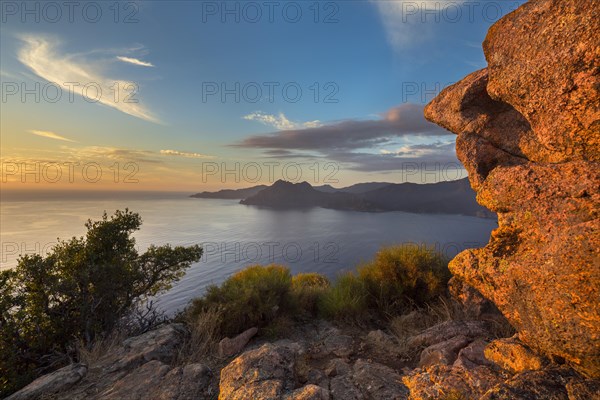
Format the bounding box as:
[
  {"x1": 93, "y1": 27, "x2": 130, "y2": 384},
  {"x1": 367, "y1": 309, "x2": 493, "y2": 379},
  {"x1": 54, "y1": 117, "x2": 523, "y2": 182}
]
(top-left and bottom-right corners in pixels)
[{"x1": 0, "y1": 191, "x2": 497, "y2": 313}]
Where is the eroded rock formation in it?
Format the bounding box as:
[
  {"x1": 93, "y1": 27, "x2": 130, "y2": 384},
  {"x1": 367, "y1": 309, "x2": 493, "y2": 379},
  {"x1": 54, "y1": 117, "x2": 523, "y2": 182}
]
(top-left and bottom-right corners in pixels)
[{"x1": 425, "y1": 0, "x2": 600, "y2": 377}]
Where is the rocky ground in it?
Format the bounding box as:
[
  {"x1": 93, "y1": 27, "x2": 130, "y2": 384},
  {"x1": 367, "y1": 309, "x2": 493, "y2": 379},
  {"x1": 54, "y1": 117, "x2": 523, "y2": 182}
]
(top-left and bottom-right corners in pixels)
[{"x1": 8, "y1": 316, "x2": 599, "y2": 400}]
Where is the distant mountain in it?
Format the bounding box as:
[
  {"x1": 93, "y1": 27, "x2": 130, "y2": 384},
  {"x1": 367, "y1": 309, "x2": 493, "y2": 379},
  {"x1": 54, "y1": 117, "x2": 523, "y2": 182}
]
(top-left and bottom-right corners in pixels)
[
  {"x1": 190, "y1": 185, "x2": 268, "y2": 199},
  {"x1": 360, "y1": 179, "x2": 494, "y2": 217},
  {"x1": 314, "y1": 182, "x2": 393, "y2": 194},
  {"x1": 313, "y1": 184, "x2": 338, "y2": 193},
  {"x1": 237, "y1": 178, "x2": 494, "y2": 218},
  {"x1": 240, "y1": 180, "x2": 374, "y2": 211},
  {"x1": 337, "y1": 182, "x2": 392, "y2": 194}
]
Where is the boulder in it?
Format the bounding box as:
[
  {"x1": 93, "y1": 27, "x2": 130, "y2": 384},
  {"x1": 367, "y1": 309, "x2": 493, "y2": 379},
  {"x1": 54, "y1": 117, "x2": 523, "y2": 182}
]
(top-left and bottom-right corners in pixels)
[
  {"x1": 6, "y1": 363, "x2": 87, "y2": 400},
  {"x1": 483, "y1": 0, "x2": 600, "y2": 162},
  {"x1": 448, "y1": 277, "x2": 503, "y2": 321},
  {"x1": 480, "y1": 367, "x2": 594, "y2": 400},
  {"x1": 325, "y1": 358, "x2": 352, "y2": 377},
  {"x1": 306, "y1": 369, "x2": 329, "y2": 389},
  {"x1": 329, "y1": 375, "x2": 364, "y2": 400},
  {"x1": 99, "y1": 360, "x2": 172, "y2": 399},
  {"x1": 403, "y1": 364, "x2": 508, "y2": 400},
  {"x1": 418, "y1": 335, "x2": 471, "y2": 368},
  {"x1": 454, "y1": 339, "x2": 491, "y2": 369},
  {"x1": 218, "y1": 343, "x2": 296, "y2": 400},
  {"x1": 351, "y1": 359, "x2": 409, "y2": 400},
  {"x1": 484, "y1": 336, "x2": 548, "y2": 374},
  {"x1": 407, "y1": 320, "x2": 490, "y2": 349},
  {"x1": 328, "y1": 359, "x2": 409, "y2": 400},
  {"x1": 425, "y1": 0, "x2": 600, "y2": 377},
  {"x1": 217, "y1": 327, "x2": 258, "y2": 358},
  {"x1": 283, "y1": 385, "x2": 329, "y2": 400},
  {"x1": 6, "y1": 323, "x2": 205, "y2": 400},
  {"x1": 323, "y1": 334, "x2": 354, "y2": 358},
  {"x1": 106, "y1": 323, "x2": 188, "y2": 372},
  {"x1": 156, "y1": 363, "x2": 213, "y2": 400}
]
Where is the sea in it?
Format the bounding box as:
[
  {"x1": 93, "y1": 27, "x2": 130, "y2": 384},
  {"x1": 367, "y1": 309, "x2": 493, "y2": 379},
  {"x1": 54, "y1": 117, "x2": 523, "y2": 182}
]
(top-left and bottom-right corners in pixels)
[{"x1": 0, "y1": 191, "x2": 497, "y2": 314}]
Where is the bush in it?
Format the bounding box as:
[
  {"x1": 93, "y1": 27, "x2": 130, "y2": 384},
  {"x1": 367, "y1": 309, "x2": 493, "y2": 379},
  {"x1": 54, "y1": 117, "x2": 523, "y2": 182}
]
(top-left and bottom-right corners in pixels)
[
  {"x1": 188, "y1": 265, "x2": 293, "y2": 336},
  {"x1": 358, "y1": 245, "x2": 450, "y2": 314},
  {"x1": 290, "y1": 273, "x2": 330, "y2": 316},
  {"x1": 0, "y1": 210, "x2": 202, "y2": 397},
  {"x1": 185, "y1": 245, "x2": 451, "y2": 342},
  {"x1": 318, "y1": 272, "x2": 368, "y2": 322}
]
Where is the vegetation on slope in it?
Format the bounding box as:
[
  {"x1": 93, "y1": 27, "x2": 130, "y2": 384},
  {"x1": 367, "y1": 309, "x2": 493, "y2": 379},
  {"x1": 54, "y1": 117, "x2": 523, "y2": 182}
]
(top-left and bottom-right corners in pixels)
[
  {"x1": 187, "y1": 245, "x2": 451, "y2": 337},
  {"x1": 0, "y1": 210, "x2": 202, "y2": 397}
]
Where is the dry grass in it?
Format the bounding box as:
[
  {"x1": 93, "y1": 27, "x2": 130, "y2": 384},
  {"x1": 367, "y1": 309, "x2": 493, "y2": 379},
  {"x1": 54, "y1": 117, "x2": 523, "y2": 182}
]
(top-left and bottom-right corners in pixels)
[
  {"x1": 389, "y1": 296, "x2": 516, "y2": 361},
  {"x1": 77, "y1": 331, "x2": 126, "y2": 366},
  {"x1": 389, "y1": 296, "x2": 464, "y2": 359},
  {"x1": 175, "y1": 307, "x2": 223, "y2": 365}
]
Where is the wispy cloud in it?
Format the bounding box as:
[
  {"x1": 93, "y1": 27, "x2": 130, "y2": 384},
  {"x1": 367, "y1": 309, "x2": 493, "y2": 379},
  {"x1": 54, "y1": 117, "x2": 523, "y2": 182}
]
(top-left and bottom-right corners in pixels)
[
  {"x1": 160, "y1": 149, "x2": 215, "y2": 159},
  {"x1": 18, "y1": 35, "x2": 159, "y2": 123},
  {"x1": 370, "y1": 0, "x2": 466, "y2": 50},
  {"x1": 65, "y1": 146, "x2": 161, "y2": 164},
  {"x1": 29, "y1": 129, "x2": 76, "y2": 142},
  {"x1": 0, "y1": 69, "x2": 22, "y2": 80},
  {"x1": 243, "y1": 112, "x2": 321, "y2": 130},
  {"x1": 117, "y1": 56, "x2": 154, "y2": 67}
]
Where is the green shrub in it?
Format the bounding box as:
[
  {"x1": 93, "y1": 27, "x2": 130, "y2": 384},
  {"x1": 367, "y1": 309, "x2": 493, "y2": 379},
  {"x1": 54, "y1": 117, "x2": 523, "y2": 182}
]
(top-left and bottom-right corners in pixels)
[
  {"x1": 290, "y1": 273, "x2": 330, "y2": 316},
  {"x1": 358, "y1": 245, "x2": 450, "y2": 314},
  {"x1": 188, "y1": 265, "x2": 293, "y2": 336},
  {"x1": 292, "y1": 272, "x2": 330, "y2": 288},
  {"x1": 0, "y1": 210, "x2": 202, "y2": 397},
  {"x1": 318, "y1": 272, "x2": 368, "y2": 322}
]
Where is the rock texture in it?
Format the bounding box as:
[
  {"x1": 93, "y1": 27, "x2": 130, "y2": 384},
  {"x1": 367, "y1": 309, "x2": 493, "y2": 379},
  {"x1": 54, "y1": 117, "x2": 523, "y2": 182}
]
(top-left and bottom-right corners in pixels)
[
  {"x1": 8, "y1": 324, "x2": 214, "y2": 400},
  {"x1": 218, "y1": 321, "x2": 411, "y2": 400},
  {"x1": 484, "y1": 336, "x2": 547, "y2": 374},
  {"x1": 5, "y1": 364, "x2": 87, "y2": 400},
  {"x1": 404, "y1": 364, "x2": 507, "y2": 400},
  {"x1": 480, "y1": 367, "x2": 595, "y2": 400},
  {"x1": 425, "y1": 0, "x2": 600, "y2": 377},
  {"x1": 217, "y1": 326, "x2": 258, "y2": 358},
  {"x1": 218, "y1": 343, "x2": 297, "y2": 400}
]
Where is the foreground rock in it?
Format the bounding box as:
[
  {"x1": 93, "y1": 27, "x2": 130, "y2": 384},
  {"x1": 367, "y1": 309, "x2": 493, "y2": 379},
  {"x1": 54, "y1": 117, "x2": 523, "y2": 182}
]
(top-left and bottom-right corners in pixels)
[
  {"x1": 218, "y1": 326, "x2": 410, "y2": 400},
  {"x1": 480, "y1": 367, "x2": 597, "y2": 400},
  {"x1": 218, "y1": 326, "x2": 258, "y2": 358},
  {"x1": 6, "y1": 364, "x2": 87, "y2": 400},
  {"x1": 218, "y1": 343, "x2": 297, "y2": 400},
  {"x1": 425, "y1": 0, "x2": 600, "y2": 377},
  {"x1": 8, "y1": 324, "x2": 215, "y2": 400},
  {"x1": 484, "y1": 336, "x2": 547, "y2": 374}
]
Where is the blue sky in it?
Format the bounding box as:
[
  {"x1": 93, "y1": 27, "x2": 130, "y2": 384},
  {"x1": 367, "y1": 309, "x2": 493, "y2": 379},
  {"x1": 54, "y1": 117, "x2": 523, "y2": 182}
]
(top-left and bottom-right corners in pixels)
[{"x1": 0, "y1": 1, "x2": 525, "y2": 190}]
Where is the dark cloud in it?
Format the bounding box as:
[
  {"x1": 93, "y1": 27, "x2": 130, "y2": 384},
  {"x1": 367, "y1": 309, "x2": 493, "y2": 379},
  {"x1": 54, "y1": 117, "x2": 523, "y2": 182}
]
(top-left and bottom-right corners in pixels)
[
  {"x1": 326, "y1": 142, "x2": 460, "y2": 172},
  {"x1": 233, "y1": 104, "x2": 449, "y2": 151},
  {"x1": 234, "y1": 103, "x2": 461, "y2": 172}
]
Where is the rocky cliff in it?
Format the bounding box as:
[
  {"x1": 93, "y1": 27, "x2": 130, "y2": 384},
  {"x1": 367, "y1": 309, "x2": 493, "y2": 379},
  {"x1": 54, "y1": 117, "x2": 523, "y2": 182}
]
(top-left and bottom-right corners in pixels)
[{"x1": 425, "y1": 0, "x2": 599, "y2": 378}]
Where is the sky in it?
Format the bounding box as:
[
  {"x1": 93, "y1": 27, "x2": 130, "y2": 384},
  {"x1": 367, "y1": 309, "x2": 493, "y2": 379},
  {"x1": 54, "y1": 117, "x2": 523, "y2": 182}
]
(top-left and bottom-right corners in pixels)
[{"x1": 0, "y1": 0, "x2": 525, "y2": 191}]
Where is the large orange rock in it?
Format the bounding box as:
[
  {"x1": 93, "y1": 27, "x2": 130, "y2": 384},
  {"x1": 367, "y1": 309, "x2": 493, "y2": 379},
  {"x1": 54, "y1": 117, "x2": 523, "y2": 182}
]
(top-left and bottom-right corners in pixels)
[
  {"x1": 484, "y1": 0, "x2": 600, "y2": 161},
  {"x1": 425, "y1": 0, "x2": 600, "y2": 377}
]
